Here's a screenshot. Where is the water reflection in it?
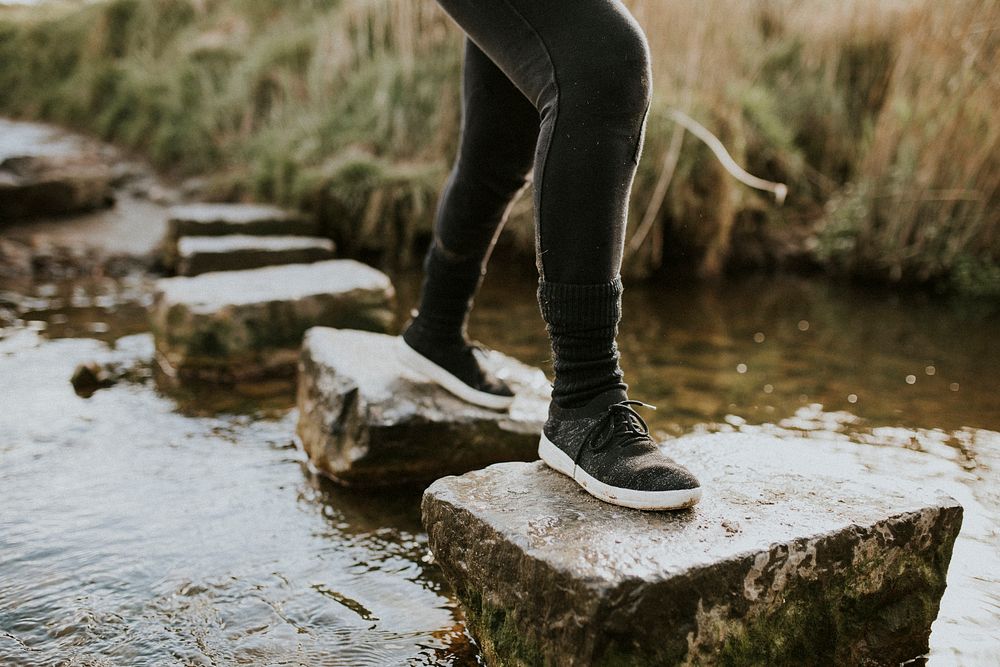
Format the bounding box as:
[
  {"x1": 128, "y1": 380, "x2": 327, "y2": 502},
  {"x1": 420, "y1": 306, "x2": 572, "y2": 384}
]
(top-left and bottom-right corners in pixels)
[{"x1": 1, "y1": 264, "x2": 997, "y2": 665}]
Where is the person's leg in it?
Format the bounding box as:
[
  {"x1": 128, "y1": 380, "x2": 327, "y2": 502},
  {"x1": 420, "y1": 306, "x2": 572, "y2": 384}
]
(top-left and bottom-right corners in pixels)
[
  {"x1": 433, "y1": 0, "x2": 701, "y2": 509},
  {"x1": 401, "y1": 38, "x2": 539, "y2": 405},
  {"x1": 434, "y1": 0, "x2": 651, "y2": 408}
]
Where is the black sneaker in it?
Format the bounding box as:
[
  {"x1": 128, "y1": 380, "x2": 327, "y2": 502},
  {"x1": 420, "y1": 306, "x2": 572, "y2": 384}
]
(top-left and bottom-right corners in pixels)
[
  {"x1": 538, "y1": 388, "x2": 701, "y2": 510},
  {"x1": 395, "y1": 335, "x2": 515, "y2": 411}
]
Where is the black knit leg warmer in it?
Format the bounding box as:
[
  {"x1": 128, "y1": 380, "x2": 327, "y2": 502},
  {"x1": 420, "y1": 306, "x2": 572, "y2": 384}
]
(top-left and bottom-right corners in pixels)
[
  {"x1": 404, "y1": 241, "x2": 483, "y2": 347},
  {"x1": 537, "y1": 277, "x2": 629, "y2": 409},
  {"x1": 402, "y1": 242, "x2": 513, "y2": 397}
]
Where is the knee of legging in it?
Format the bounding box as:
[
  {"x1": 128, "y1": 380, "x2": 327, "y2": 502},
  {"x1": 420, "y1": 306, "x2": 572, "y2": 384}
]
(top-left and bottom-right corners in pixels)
[{"x1": 558, "y1": 21, "x2": 652, "y2": 124}]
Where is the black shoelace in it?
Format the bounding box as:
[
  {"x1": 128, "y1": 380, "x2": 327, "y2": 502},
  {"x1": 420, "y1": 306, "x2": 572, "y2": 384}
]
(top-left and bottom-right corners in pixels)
[{"x1": 577, "y1": 400, "x2": 657, "y2": 463}]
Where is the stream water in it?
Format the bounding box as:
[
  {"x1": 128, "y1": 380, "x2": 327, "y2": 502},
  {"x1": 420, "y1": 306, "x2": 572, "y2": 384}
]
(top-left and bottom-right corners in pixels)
[{"x1": 1, "y1": 262, "x2": 998, "y2": 666}]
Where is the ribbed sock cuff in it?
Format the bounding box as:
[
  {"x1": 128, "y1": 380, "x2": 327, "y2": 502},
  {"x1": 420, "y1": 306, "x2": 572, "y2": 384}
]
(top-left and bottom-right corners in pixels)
[
  {"x1": 537, "y1": 276, "x2": 623, "y2": 330},
  {"x1": 537, "y1": 276, "x2": 627, "y2": 408},
  {"x1": 405, "y1": 242, "x2": 486, "y2": 344}
]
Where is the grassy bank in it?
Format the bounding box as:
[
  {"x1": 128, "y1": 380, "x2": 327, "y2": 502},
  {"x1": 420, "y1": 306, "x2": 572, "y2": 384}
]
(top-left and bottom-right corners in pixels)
[{"x1": 1, "y1": 0, "x2": 997, "y2": 295}]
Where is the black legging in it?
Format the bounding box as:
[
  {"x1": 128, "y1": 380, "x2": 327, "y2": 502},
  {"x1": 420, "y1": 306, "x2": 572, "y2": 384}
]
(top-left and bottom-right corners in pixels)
[{"x1": 430, "y1": 0, "x2": 652, "y2": 284}]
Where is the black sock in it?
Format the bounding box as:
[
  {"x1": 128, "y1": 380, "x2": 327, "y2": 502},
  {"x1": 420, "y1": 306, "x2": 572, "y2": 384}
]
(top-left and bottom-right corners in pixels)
[
  {"x1": 402, "y1": 243, "x2": 512, "y2": 396},
  {"x1": 537, "y1": 277, "x2": 628, "y2": 409},
  {"x1": 404, "y1": 241, "x2": 483, "y2": 347}
]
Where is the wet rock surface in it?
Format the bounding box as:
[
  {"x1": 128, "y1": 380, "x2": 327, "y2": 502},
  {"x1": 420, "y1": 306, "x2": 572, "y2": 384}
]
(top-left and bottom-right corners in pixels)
[
  {"x1": 151, "y1": 260, "x2": 395, "y2": 381},
  {"x1": 176, "y1": 234, "x2": 336, "y2": 276},
  {"x1": 297, "y1": 328, "x2": 550, "y2": 486},
  {"x1": 166, "y1": 203, "x2": 317, "y2": 239},
  {"x1": 423, "y1": 433, "x2": 964, "y2": 666}
]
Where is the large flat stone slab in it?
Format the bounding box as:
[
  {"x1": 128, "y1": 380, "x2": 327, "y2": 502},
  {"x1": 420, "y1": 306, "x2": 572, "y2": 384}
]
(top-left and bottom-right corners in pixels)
[
  {"x1": 151, "y1": 260, "x2": 394, "y2": 381},
  {"x1": 423, "y1": 433, "x2": 963, "y2": 666},
  {"x1": 297, "y1": 328, "x2": 549, "y2": 486},
  {"x1": 176, "y1": 234, "x2": 335, "y2": 276},
  {"x1": 0, "y1": 154, "x2": 114, "y2": 220},
  {"x1": 166, "y1": 203, "x2": 317, "y2": 238}
]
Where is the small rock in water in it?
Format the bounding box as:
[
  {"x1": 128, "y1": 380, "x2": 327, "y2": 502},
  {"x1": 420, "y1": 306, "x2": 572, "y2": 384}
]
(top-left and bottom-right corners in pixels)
[
  {"x1": 150, "y1": 260, "x2": 395, "y2": 382},
  {"x1": 422, "y1": 433, "x2": 963, "y2": 666},
  {"x1": 297, "y1": 328, "x2": 550, "y2": 486},
  {"x1": 71, "y1": 361, "x2": 115, "y2": 396},
  {"x1": 175, "y1": 235, "x2": 335, "y2": 276},
  {"x1": 70, "y1": 358, "x2": 149, "y2": 397},
  {"x1": 179, "y1": 176, "x2": 209, "y2": 199},
  {"x1": 146, "y1": 184, "x2": 180, "y2": 207}
]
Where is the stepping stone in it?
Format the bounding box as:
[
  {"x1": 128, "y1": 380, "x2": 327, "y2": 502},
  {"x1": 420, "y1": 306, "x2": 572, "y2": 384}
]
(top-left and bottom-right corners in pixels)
[
  {"x1": 162, "y1": 203, "x2": 318, "y2": 269},
  {"x1": 0, "y1": 154, "x2": 114, "y2": 219},
  {"x1": 151, "y1": 260, "x2": 394, "y2": 381},
  {"x1": 166, "y1": 203, "x2": 317, "y2": 238},
  {"x1": 423, "y1": 433, "x2": 963, "y2": 666},
  {"x1": 297, "y1": 328, "x2": 550, "y2": 486},
  {"x1": 176, "y1": 234, "x2": 336, "y2": 276}
]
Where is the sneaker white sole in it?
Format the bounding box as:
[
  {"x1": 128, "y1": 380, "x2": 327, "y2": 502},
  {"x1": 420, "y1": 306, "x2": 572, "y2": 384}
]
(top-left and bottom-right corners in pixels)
[
  {"x1": 538, "y1": 432, "x2": 702, "y2": 510},
  {"x1": 395, "y1": 337, "x2": 515, "y2": 411}
]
